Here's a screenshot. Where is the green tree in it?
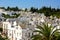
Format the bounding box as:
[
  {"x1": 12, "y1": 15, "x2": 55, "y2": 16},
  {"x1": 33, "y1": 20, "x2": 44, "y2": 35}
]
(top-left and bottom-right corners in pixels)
[
  {"x1": 25, "y1": 8, "x2": 27, "y2": 11},
  {"x1": 30, "y1": 7, "x2": 38, "y2": 13},
  {"x1": 6, "y1": 6, "x2": 10, "y2": 11},
  {"x1": 31, "y1": 23, "x2": 60, "y2": 40},
  {"x1": 15, "y1": 6, "x2": 19, "y2": 11},
  {"x1": 0, "y1": 7, "x2": 5, "y2": 9}
]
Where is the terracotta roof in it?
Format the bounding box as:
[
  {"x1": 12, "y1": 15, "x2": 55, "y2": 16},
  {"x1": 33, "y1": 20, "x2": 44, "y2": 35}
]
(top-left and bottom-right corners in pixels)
[{"x1": 19, "y1": 23, "x2": 26, "y2": 29}]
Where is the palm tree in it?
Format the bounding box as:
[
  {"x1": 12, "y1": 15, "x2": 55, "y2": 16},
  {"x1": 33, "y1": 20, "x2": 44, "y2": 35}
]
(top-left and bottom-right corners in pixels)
[{"x1": 31, "y1": 23, "x2": 60, "y2": 40}]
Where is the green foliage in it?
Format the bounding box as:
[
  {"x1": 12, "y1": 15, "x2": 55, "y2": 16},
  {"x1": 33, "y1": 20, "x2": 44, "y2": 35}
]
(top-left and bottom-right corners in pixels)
[
  {"x1": 5, "y1": 6, "x2": 21, "y2": 11},
  {"x1": 2, "y1": 13, "x2": 20, "y2": 18},
  {"x1": 30, "y1": 7, "x2": 38, "y2": 13},
  {"x1": 0, "y1": 6, "x2": 60, "y2": 18},
  {"x1": 0, "y1": 35, "x2": 6, "y2": 40},
  {"x1": 0, "y1": 7, "x2": 5, "y2": 9},
  {"x1": 25, "y1": 8, "x2": 27, "y2": 11},
  {"x1": 38, "y1": 6, "x2": 60, "y2": 17},
  {"x1": 30, "y1": 6, "x2": 60, "y2": 18},
  {"x1": 31, "y1": 23, "x2": 60, "y2": 40}
]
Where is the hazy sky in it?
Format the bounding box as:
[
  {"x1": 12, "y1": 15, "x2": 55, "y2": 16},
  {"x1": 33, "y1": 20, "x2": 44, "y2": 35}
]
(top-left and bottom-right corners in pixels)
[{"x1": 0, "y1": 0, "x2": 60, "y2": 8}]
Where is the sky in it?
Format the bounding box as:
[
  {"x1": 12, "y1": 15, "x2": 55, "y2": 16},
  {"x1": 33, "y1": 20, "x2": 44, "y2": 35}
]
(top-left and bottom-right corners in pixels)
[{"x1": 0, "y1": 0, "x2": 60, "y2": 9}]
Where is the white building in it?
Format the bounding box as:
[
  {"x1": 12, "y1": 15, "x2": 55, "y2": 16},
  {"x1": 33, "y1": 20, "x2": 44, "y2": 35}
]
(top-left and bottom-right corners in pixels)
[{"x1": 3, "y1": 19, "x2": 22, "y2": 40}]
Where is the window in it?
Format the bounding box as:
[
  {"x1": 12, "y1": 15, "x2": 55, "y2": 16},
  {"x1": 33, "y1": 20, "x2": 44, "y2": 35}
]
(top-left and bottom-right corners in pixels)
[
  {"x1": 25, "y1": 33, "x2": 27, "y2": 36},
  {"x1": 28, "y1": 23, "x2": 31, "y2": 25},
  {"x1": 11, "y1": 26, "x2": 14, "y2": 28},
  {"x1": 15, "y1": 38, "x2": 17, "y2": 40},
  {"x1": 16, "y1": 27, "x2": 18, "y2": 29},
  {"x1": 28, "y1": 33, "x2": 30, "y2": 37},
  {"x1": 0, "y1": 18, "x2": 2, "y2": 22},
  {"x1": 32, "y1": 33, "x2": 33, "y2": 35},
  {"x1": 17, "y1": 33, "x2": 18, "y2": 36},
  {"x1": 19, "y1": 39, "x2": 22, "y2": 40},
  {"x1": 20, "y1": 33, "x2": 21, "y2": 35},
  {"x1": 14, "y1": 30, "x2": 15, "y2": 34},
  {"x1": 9, "y1": 33, "x2": 11, "y2": 36}
]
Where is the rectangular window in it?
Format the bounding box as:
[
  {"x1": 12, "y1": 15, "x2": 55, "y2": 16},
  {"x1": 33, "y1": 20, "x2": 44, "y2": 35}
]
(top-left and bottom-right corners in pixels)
[{"x1": 11, "y1": 26, "x2": 14, "y2": 28}]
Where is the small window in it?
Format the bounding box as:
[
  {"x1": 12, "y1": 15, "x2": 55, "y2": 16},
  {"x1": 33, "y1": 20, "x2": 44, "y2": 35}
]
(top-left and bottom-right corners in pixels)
[
  {"x1": 9, "y1": 33, "x2": 11, "y2": 36},
  {"x1": 20, "y1": 39, "x2": 22, "y2": 40},
  {"x1": 28, "y1": 23, "x2": 31, "y2": 25},
  {"x1": 11, "y1": 26, "x2": 14, "y2": 28},
  {"x1": 15, "y1": 38, "x2": 17, "y2": 40},
  {"x1": 28, "y1": 33, "x2": 30, "y2": 37},
  {"x1": 0, "y1": 18, "x2": 2, "y2": 21},
  {"x1": 20, "y1": 33, "x2": 21, "y2": 35},
  {"x1": 32, "y1": 33, "x2": 33, "y2": 35},
  {"x1": 14, "y1": 30, "x2": 15, "y2": 34},
  {"x1": 16, "y1": 27, "x2": 18, "y2": 29}
]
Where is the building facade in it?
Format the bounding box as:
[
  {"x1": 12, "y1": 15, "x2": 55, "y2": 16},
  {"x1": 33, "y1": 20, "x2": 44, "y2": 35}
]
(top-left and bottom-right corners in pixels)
[{"x1": 3, "y1": 19, "x2": 22, "y2": 40}]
